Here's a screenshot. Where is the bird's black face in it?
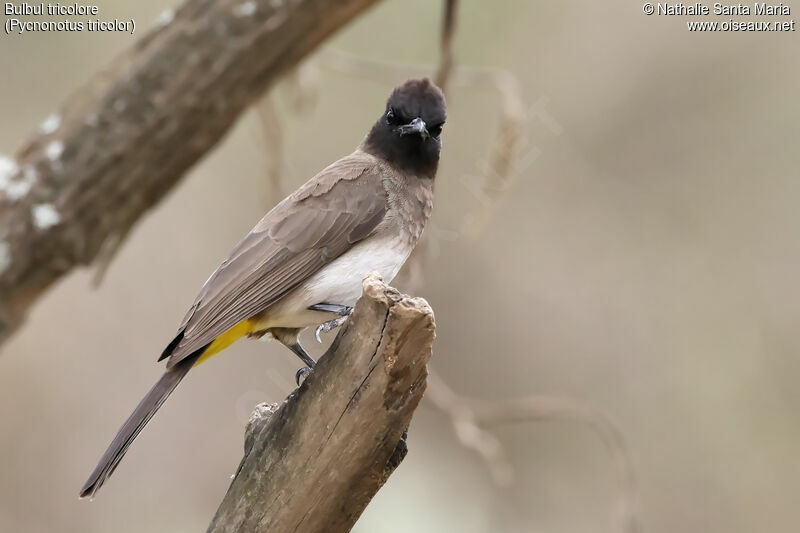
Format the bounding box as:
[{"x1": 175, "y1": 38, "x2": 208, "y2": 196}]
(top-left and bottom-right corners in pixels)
[{"x1": 363, "y1": 78, "x2": 447, "y2": 177}]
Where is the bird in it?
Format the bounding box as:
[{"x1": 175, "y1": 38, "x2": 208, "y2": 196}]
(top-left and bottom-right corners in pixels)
[{"x1": 79, "y1": 78, "x2": 446, "y2": 498}]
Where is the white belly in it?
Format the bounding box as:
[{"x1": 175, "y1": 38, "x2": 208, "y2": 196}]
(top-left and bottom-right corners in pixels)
[{"x1": 255, "y1": 233, "x2": 413, "y2": 330}]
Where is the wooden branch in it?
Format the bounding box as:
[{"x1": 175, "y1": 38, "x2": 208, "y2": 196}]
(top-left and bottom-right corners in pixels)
[
  {"x1": 207, "y1": 274, "x2": 435, "y2": 533},
  {"x1": 0, "y1": 0, "x2": 380, "y2": 348}
]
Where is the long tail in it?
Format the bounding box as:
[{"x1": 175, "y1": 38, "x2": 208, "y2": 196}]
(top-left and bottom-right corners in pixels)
[{"x1": 79, "y1": 349, "x2": 203, "y2": 498}]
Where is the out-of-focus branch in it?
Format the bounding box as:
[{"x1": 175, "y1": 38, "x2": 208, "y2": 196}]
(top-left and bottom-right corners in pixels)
[
  {"x1": 434, "y1": 0, "x2": 458, "y2": 91},
  {"x1": 391, "y1": 0, "x2": 459, "y2": 293},
  {"x1": 425, "y1": 369, "x2": 641, "y2": 533},
  {"x1": 0, "y1": 0, "x2": 381, "y2": 348},
  {"x1": 207, "y1": 274, "x2": 435, "y2": 533},
  {"x1": 252, "y1": 63, "x2": 318, "y2": 204},
  {"x1": 425, "y1": 369, "x2": 514, "y2": 485},
  {"x1": 254, "y1": 97, "x2": 285, "y2": 202}
]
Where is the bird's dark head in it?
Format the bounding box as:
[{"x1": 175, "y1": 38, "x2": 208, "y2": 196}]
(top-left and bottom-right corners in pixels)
[{"x1": 362, "y1": 78, "x2": 446, "y2": 178}]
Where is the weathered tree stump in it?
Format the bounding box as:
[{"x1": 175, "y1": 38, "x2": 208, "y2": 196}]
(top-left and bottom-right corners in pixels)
[{"x1": 207, "y1": 274, "x2": 435, "y2": 533}]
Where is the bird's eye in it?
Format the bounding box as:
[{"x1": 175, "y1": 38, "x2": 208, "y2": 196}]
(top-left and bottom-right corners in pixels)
[
  {"x1": 386, "y1": 108, "x2": 399, "y2": 125},
  {"x1": 429, "y1": 122, "x2": 444, "y2": 138}
]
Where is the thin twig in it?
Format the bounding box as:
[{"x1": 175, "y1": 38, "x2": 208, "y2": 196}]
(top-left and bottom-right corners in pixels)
[
  {"x1": 434, "y1": 0, "x2": 458, "y2": 91},
  {"x1": 425, "y1": 369, "x2": 514, "y2": 485},
  {"x1": 425, "y1": 369, "x2": 641, "y2": 533},
  {"x1": 474, "y1": 397, "x2": 641, "y2": 533},
  {"x1": 254, "y1": 96, "x2": 286, "y2": 201},
  {"x1": 90, "y1": 230, "x2": 126, "y2": 287},
  {"x1": 279, "y1": 63, "x2": 319, "y2": 114}
]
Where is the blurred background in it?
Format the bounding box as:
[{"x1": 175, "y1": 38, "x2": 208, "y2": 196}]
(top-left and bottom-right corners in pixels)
[{"x1": 2, "y1": 1, "x2": 799, "y2": 531}]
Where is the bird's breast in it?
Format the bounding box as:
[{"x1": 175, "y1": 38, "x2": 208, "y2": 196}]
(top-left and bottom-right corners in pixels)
[
  {"x1": 255, "y1": 173, "x2": 434, "y2": 331},
  {"x1": 305, "y1": 232, "x2": 413, "y2": 304}
]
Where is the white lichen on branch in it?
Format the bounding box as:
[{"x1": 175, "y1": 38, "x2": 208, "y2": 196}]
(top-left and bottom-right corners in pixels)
[
  {"x1": 39, "y1": 114, "x2": 61, "y2": 134},
  {"x1": 31, "y1": 204, "x2": 61, "y2": 230}
]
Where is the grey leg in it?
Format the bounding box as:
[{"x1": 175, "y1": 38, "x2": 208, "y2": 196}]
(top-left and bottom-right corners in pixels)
[
  {"x1": 287, "y1": 343, "x2": 316, "y2": 385},
  {"x1": 271, "y1": 327, "x2": 316, "y2": 385},
  {"x1": 287, "y1": 342, "x2": 316, "y2": 368}
]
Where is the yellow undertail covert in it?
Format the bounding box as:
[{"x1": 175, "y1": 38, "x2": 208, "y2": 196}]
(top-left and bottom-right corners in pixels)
[{"x1": 193, "y1": 319, "x2": 257, "y2": 366}]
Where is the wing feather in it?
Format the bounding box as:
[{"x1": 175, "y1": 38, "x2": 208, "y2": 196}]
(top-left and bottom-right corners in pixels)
[{"x1": 164, "y1": 151, "x2": 387, "y2": 366}]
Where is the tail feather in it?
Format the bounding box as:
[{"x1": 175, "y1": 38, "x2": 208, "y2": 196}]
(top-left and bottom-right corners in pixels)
[{"x1": 79, "y1": 348, "x2": 203, "y2": 498}]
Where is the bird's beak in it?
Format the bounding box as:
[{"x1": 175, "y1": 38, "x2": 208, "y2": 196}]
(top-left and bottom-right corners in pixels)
[{"x1": 397, "y1": 117, "x2": 430, "y2": 140}]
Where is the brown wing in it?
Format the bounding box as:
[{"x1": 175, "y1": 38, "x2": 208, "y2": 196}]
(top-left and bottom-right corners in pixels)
[{"x1": 163, "y1": 151, "x2": 388, "y2": 367}]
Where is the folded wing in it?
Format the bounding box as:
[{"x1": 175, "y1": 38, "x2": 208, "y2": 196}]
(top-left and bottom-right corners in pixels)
[{"x1": 162, "y1": 151, "x2": 388, "y2": 367}]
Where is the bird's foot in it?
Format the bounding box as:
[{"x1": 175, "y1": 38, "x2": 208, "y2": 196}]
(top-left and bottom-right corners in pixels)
[
  {"x1": 295, "y1": 366, "x2": 313, "y2": 385},
  {"x1": 314, "y1": 316, "x2": 349, "y2": 343},
  {"x1": 309, "y1": 303, "x2": 353, "y2": 343},
  {"x1": 308, "y1": 303, "x2": 353, "y2": 316}
]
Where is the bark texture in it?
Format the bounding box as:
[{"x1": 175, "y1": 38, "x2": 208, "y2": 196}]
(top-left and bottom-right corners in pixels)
[
  {"x1": 207, "y1": 274, "x2": 435, "y2": 533},
  {"x1": 0, "y1": 0, "x2": 380, "y2": 347}
]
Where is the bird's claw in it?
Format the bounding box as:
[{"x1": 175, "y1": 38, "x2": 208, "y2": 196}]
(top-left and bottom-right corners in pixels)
[
  {"x1": 314, "y1": 316, "x2": 348, "y2": 343},
  {"x1": 295, "y1": 366, "x2": 313, "y2": 385}
]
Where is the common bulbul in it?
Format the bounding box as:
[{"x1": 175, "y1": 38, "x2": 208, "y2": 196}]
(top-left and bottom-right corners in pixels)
[{"x1": 80, "y1": 78, "x2": 446, "y2": 498}]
